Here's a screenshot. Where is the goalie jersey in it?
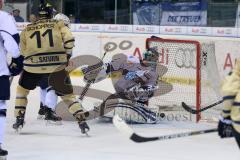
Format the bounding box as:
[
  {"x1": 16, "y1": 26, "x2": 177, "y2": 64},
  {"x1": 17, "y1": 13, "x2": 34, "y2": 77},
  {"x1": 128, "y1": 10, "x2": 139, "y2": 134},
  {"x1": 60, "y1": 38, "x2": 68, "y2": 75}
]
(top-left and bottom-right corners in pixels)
[
  {"x1": 20, "y1": 19, "x2": 74, "y2": 73},
  {"x1": 105, "y1": 54, "x2": 158, "y2": 97},
  {"x1": 0, "y1": 10, "x2": 20, "y2": 76}
]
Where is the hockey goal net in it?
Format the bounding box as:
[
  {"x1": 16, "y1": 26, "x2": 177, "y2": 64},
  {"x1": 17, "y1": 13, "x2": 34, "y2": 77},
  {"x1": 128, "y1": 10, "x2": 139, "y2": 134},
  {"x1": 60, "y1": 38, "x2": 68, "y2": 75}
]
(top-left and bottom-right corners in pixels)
[{"x1": 146, "y1": 37, "x2": 222, "y2": 122}]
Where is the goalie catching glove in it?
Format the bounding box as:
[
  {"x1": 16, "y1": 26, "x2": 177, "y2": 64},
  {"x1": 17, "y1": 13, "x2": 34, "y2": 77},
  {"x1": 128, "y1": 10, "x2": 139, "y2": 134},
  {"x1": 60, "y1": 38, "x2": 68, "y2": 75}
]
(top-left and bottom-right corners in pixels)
[{"x1": 9, "y1": 55, "x2": 24, "y2": 76}]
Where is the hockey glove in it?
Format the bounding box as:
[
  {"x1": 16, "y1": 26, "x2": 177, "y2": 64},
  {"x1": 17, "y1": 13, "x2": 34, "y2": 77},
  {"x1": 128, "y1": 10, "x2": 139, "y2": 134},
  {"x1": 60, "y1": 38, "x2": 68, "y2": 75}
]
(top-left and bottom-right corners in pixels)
[
  {"x1": 218, "y1": 116, "x2": 234, "y2": 138},
  {"x1": 9, "y1": 55, "x2": 24, "y2": 76}
]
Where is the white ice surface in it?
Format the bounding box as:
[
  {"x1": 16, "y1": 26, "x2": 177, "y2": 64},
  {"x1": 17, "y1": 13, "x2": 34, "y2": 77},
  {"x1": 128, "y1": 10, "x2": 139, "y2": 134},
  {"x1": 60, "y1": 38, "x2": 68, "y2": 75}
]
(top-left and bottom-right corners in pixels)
[{"x1": 2, "y1": 77, "x2": 239, "y2": 160}]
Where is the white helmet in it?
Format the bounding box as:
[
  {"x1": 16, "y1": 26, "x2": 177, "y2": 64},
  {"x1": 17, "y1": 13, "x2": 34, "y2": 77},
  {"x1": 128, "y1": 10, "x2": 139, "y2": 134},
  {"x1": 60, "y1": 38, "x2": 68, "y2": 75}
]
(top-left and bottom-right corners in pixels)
[{"x1": 54, "y1": 13, "x2": 70, "y2": 27}]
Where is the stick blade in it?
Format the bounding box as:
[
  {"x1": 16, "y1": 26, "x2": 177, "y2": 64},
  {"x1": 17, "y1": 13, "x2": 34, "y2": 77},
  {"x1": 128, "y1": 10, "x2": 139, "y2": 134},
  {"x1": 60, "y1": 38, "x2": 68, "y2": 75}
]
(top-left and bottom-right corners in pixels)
[
  {"x1": 113, "y1": 115, "x2": 134, "y2": 137},
  {"x1": 113, "y1": 115, "x2": 159, "y2": 143},
  {"x1": 181, "y1": 102, "x2": 197, "y2": 114}
]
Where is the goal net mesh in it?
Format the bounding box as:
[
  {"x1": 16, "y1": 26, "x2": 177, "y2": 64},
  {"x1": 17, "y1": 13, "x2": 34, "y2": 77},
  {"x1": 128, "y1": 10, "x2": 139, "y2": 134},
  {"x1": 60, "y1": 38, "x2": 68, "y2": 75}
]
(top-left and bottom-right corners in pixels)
[{"x1": 146, "y1": 38, "x2": 223, "y2": 122}]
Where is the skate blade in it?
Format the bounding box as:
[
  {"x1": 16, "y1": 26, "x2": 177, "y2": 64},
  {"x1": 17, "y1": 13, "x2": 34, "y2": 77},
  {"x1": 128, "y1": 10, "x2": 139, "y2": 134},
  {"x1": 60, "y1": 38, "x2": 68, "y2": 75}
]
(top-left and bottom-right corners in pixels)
[
  {"x1": 84, "y1": 132, "x2": 90, "y2": 137},
  {"x1": 0, "y1": 155, "x2": 7, "y2": 160},
  {"x1": 82, "y1": 128, "x2": 90, "y2": 137},
  {"x1": 37, "y1": 115, "x2": 45, "y2": 120},
  {"x1": 45, "y1": 120, "x2": 63, "y2": 126},
  {"x1": 14, "y1": 126, "x2": 23, "y2": 134}
]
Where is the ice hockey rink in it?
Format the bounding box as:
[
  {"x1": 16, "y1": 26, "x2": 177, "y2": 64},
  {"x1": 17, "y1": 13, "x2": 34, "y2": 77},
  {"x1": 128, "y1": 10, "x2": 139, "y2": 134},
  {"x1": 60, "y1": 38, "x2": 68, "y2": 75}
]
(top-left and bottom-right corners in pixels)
[{"x1": 2, "y1": 77, "x2": 239, "y2": 160}]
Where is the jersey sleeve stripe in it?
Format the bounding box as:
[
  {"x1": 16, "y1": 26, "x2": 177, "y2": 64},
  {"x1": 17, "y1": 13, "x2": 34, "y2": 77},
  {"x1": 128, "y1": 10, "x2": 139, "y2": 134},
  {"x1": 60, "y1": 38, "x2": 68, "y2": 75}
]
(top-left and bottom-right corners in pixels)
[
  {"x1": 64, "y1": 39, "x2": 75, "y2": 44},
  {"x1": 64, "y1": 46, "x2": 73, "y2": 49}
]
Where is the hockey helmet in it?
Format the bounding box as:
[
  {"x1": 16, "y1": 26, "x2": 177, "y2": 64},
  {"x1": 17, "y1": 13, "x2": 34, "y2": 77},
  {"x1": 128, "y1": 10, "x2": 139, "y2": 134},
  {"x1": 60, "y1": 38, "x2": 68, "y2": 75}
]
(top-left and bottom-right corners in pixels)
[
  {"x1": 54, "y1": 13, "x2": 70, "y2": 27},
  {"x1": 38, "y1": 1, "x2": 54, "y2": 19}
]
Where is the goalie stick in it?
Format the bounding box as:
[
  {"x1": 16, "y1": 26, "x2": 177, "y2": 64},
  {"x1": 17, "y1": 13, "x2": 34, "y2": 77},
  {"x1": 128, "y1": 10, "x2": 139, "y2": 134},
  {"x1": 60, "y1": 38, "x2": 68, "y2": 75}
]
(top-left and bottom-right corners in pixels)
[
  {"x1": 113, "y1": 115, "x2": 217, "y2": 143},
  {"x1": 181, "y1": 99, "x2": 223, "y2": 114}
]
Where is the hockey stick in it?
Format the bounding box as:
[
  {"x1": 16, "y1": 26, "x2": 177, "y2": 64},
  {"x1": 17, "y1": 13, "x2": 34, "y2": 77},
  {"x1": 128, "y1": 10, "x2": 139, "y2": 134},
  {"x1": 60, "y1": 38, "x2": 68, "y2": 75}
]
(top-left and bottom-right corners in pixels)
[
  {"x1": 113, "y1": 115, "x2": 217, "y2": 143},
  {"x1": 181, "y1": 99, "x2": 223, "y2": 114}
]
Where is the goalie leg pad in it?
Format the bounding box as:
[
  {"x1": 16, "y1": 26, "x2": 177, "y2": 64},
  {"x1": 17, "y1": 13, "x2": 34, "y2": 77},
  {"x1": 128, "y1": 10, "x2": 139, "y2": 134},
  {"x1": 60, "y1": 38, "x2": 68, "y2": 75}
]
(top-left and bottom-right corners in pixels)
[
  {"x1": 104, "y1": 98, "x2": 158, "y2": 124},
  {"x1": 15, "y1": 85, "x2": 29, "y2": 117}
]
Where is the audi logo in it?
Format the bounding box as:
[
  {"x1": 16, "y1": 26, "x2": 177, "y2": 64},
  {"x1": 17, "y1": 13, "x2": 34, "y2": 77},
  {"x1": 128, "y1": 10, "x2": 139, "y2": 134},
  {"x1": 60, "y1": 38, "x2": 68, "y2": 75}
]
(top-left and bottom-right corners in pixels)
[{"x1": 174, "y1": 48, "x2": 196, "y2": 69}]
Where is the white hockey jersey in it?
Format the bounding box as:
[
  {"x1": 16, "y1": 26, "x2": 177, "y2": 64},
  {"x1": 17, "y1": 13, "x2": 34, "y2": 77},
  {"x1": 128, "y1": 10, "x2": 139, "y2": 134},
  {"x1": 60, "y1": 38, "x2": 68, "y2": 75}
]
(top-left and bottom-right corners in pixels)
[{"x1": 0, "y1": 10, "x2": 20, "y2": 76}]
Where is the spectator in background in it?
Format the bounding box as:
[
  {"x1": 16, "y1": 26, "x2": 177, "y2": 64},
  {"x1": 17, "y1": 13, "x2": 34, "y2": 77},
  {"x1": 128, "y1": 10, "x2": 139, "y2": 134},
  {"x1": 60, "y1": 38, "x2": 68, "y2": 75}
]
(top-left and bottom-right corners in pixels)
[
  {"x1": 13, "y1": 9, "x2": 24, "y2": 22},
  {"x1": 69, "y1": 14, "x2": 80, "y2": 23},
  {"x1": 29, "y1": 14, "x2": 37, "y2": 23}
]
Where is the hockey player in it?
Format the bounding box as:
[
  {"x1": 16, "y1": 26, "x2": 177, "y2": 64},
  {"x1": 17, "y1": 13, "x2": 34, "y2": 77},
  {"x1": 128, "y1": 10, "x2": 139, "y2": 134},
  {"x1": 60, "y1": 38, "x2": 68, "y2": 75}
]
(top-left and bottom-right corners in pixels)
[
  {"x1": 12, "y1": 2, "x2": 90, "y2": 134},
  {"x1": 218, "y1": 61, "x2": 240, "y2": 148},
  {"x1": 37, "y1": 13, "x2": 70, "y2": 120},
  {"x1": 84, "y1": 48, "x2": 160, "y2": 124},
  {"x1": 0, "y1": 0, "x2": 24, "y2": 158}
]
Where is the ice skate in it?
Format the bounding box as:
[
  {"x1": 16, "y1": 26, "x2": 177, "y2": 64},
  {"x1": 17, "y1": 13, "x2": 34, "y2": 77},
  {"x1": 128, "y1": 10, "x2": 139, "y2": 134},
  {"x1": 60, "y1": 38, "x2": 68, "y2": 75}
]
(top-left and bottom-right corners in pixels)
[
  {"x1": 44, "y1": 107, "x2": 62, "y2": 125},
  {"x1": 0, "y1": 145, "x2": 8, "y2": 160},
  {"x1": 74, "y1": 111, "x2": 90, "y2": 135},
  {"x1": 37, "y1": 106, "x2": 46, "y2": 120},
  {"x1": 12, "y1": 112, "x2": 25, "y2": 132},
  {"x1": 78, "y1": 121, "x2": 90, "y2": 135}
]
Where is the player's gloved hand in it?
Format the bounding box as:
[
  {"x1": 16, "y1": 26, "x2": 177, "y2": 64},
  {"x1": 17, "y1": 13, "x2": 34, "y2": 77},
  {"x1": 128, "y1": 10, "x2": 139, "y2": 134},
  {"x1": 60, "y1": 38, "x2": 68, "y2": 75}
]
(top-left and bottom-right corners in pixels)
[
  {"x1": 218, "y1": 116, "x2": 234, "y2": 138},
  {"x1": 9, "y1": 55, "x2": 24, "y2": 76}
]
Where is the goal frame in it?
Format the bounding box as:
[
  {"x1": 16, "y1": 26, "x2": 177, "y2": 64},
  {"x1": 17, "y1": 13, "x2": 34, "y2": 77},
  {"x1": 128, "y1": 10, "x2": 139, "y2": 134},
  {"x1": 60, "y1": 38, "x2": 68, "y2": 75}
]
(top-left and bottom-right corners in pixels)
[{"x1": 146, "y1": 37, "x2": 201, "y2": 122}]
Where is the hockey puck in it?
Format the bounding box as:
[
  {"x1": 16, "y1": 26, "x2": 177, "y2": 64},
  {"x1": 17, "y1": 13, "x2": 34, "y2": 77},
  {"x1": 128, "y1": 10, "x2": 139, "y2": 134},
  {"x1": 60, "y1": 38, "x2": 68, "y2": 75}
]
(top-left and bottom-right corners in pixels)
[{"x1": 159, "y1": 113, "x2": 165, "y2": 118}]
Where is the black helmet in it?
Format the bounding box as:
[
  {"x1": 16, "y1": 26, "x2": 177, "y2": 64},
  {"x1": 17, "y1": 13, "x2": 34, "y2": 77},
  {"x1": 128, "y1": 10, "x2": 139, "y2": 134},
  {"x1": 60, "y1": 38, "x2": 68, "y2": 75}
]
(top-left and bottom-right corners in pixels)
[{"x1": 38, "y1": 1, "x2": 53, "y2": 19}]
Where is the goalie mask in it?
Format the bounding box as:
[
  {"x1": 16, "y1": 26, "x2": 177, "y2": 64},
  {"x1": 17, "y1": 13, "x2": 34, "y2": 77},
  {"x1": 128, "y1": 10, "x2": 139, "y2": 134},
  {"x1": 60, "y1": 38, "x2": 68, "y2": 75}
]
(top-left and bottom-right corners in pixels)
[
  {"x1": 142, "y1": 47, "x2": 159, "y2": 68},
  {"x1": 54, "y1": 13, "x2": 70, "y2": 27},
  {"x1": 38, "y1": 1, "x2": 54, "y2": 19}
]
